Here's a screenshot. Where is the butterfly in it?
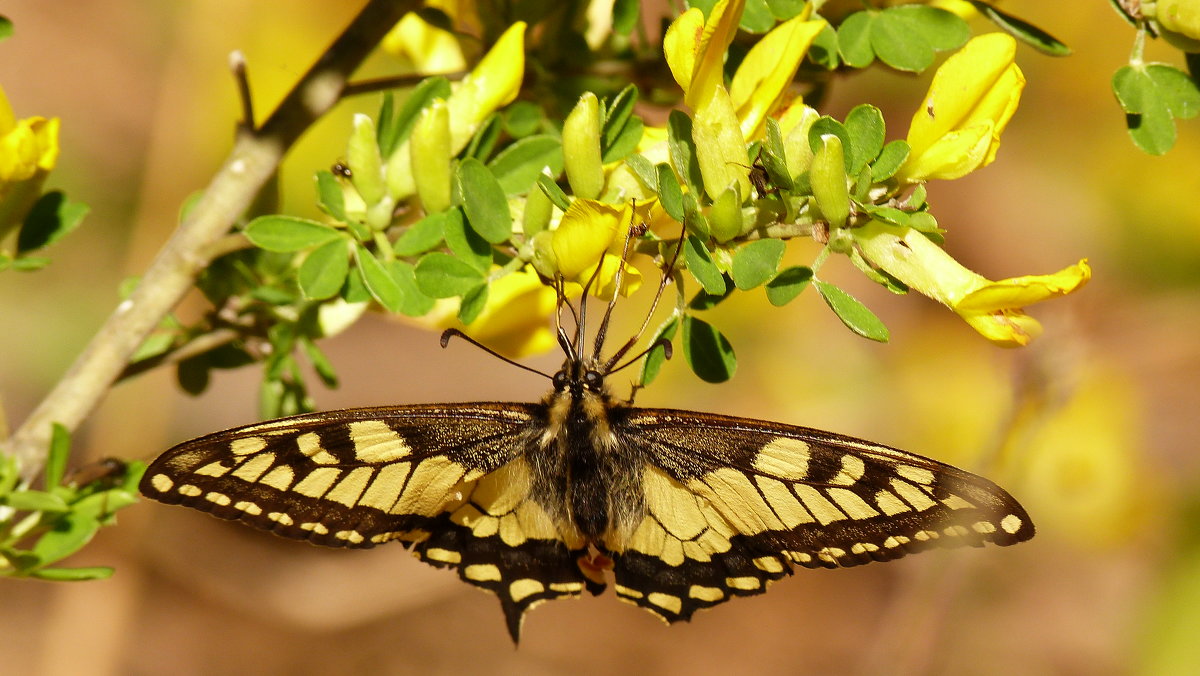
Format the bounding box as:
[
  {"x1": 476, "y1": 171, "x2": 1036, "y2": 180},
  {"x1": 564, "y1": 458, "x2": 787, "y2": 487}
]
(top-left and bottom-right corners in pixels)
[{"x1": 140, "y1": 232, "x2": 1035, "y2": 642}]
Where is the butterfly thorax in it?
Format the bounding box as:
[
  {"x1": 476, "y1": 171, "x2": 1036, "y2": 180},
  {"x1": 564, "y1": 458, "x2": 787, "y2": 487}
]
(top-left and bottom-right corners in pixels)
[{"x1": 526, "y1": 361, "x2": 646, "y2": 544}]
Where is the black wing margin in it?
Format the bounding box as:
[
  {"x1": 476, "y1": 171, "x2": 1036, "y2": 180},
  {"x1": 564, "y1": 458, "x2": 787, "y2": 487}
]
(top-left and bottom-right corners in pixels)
[{"x1": 606, "y1": 408, "x2": 1035, "y2": 623}]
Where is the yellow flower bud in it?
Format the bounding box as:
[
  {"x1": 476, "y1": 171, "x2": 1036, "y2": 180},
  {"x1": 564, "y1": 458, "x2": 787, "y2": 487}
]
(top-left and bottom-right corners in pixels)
[
  {"x1": 410, "y1": 101, "x2": 452, "y2": 214},
  {"x1": 382, "y1": 11, "x2": 468, "y2": 73},
  {"x1": 563, "y1": 92, "x2": 604, "y2": 200}
]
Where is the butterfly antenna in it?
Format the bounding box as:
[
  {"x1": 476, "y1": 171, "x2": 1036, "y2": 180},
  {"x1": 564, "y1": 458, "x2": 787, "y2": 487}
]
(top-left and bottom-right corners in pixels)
[
  {"x1": 440, "y1": 328, "x2": 553, "y2": 380},
  {"x1": 592, "y1": 206, "x2": 643, "y2": 361},
  {"x1": 602, "y1": 229, "x2": 684, "y2": 373},
  {"x1": 608, "y1": 337, "x2": 672, "y2": 376}
]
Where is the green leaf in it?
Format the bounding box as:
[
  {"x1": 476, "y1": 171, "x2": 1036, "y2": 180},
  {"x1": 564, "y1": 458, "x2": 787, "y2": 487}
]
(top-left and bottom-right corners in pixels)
[
  {"x1": 458, "y1": 283, "x2": 489, "y2": 324},
  {"x1": 640, "y1": 316, "x2": 679, "y2": 386},
  {"x1": 487, "y1": 135, "x2": 564, "y2": 195},
  {"x1": 244, "y1": 216, "x2": 341, "y2": 252},
  {"x1": 465, "y1": 113, "x2": 503, "y2": 163},
  {"x1": 536, "y1": 174, "x2": 571, "y2": 212},
  {"x1": 872, "y1": 6, "x2": 968, "y2": 72},
  {"x1": 443, "y1": 207, "x2": 493, "y2": 272},
  {"x1": 299, "y1": 336, "x2": 338, "y2": 388},
  {"x1": 766, "y1": 0, "x2": 806, "y2": 19},
  {"x1": 1113, "y1": 64, "x2": 1194, "y2": 155},
  {"x1": 393, "y1": 211, "x2": 447, "y2": 256},
  {"x1": 1148, "y1": 64, "x2": 1200, "y2": 119},
  {"x1": 46, "y1": 423, "x2": 71, "y2": 489},
  {"x1": 731, "y1": 239, "x2": 786, "y2": 290},
  {"x1": 0, "y1": 16, "x2": 12, "y2": 42},
  {"x1": 613, "y1": 0, "x2": 640, "y2": 34},
  {"x1": 29, "y1": 566, "x2": 115, "y2": 581},
  {"x1": 656, "y1": 164, "x2": 685, "y2": 222},
  {"x1": 5, "y1": 489, "x2": 69, "y2": 512},
  {"x1": 387, "y1": 260, "x2": 436, "y2": 317},
  {"x1": 838, "y1": 11, "x2": 875, "y2": 68},
  {"x1": 383, "y1": 76, "x2": 451, "y2": 157},
  {"x1": 871, "y1": 140, "x2": 910, "y2": 181},
  {"x1": 176, "y1": 356, "x2": 210, "y2": 395},
  {"x1": 684, "y1": 236, "x2": 726, "y2": 295},
  {"x1": 354, "y1": 243, "x2": 404, "y2": 312},
  {"x1": 602, "y1": 116, "x2": 644, "y2": 163},
  {"x1": 815, "y1": 280, "x2": 889, "y2": 342},
  {"x1": 624, "y1": 153, "x2": 657, "y2": 191},
  {"x1": 315, "y1": 170, "x2": 346, "y2": 222},
  {"x1": 808, "y1": 116, "x2": 852, "y2": 165},
  {"x1": 667, "y1": 110, "x2": 704, "y2": 195},
  {"x1": 504, "y1": 101, "x2": 542, "y2": 138},
  {"x1": 967, "y1": 0, "x2": 1071, "y2": 56},
  {"x1": 808, "y1": 22, "x2": 841, "y2": 70},
  {"x1": 760, "y1": 119, "x2": 794, "y2": 191},
  {"x1": 375, "y1": 92, "x2": 395, "y2": 155},
  {"x1": 10, "y1": 256, "x2": 50, "y2": 271},
  {"x1": 603, "y1": 86, "x2": 638, "y2": 151},
  {"x1": 689, "y1": 284, "x2": 735, "y2": 310},
  {"x1": 682, "y1": 316, "x2": 737, "y2": 383},
  {"x1": 30, "y1": 512, "x2": 101, "y2": 566},
  {"x1": 765, "y1": 265, "x2": 812, "y2": 306},
  {"x1": 17, "y1": 191, "x2": 89, "y2": 254},
  {"x1": 843, "y1": 105, "x2": 886, "y2": 175},
  {"x1": 298, "y1": 237, "x2": 350, "y2": 300},
  {"x1": 414, "y1": 252, "x2": 487, "y2": 298},
  {"x1": 740, "y1": 0, "x2": 775, "y2": 33},
  {"x1": 457, "y1": 158, "x2": 513, "y2": 243}
]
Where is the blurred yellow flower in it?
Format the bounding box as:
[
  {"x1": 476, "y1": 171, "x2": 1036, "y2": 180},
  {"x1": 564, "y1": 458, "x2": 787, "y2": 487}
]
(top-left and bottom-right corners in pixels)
[
  {"x1": 381, "y1": 11, "x2": 467, "y2": 74},
  {"x1": 896, "y1": 33, "x2": 1025, "y2": 183},
  {"x1": 446, "y1": 266, "x2": 559, "y2": 358},
  {"x1": 855, "y1": 221, "x2": 1090, "y2": 347},
  {"x1": 0, "y1": 84, "x2": 59, "y2": 237}
]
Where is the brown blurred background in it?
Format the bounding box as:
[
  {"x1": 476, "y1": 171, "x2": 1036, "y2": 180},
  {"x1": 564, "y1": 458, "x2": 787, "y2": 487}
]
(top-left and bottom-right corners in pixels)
[{"x1": 2, "y1": 1, "x2": 1198, "y2": 674}]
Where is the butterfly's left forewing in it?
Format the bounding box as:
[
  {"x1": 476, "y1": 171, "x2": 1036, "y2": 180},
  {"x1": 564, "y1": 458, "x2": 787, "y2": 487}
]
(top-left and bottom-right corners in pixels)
[
  {"x1": 140, "y1": 403, "x2": 601, "y2": 638},
  {"x1": 607, "y1": 408, "x2": 1035, "y2": 623}
]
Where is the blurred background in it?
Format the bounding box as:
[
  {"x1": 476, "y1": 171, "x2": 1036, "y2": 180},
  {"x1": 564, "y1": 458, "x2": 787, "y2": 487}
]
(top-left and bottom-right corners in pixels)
[{"x1": 1, "y1": 1, "x2": 1198, "y2": 674}]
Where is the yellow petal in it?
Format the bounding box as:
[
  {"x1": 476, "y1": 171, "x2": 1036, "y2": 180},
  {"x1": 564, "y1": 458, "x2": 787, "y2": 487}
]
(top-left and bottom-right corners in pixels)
[
  {"x1": 730, "y1": 17, "x2": 826, "y2": 140},
  {"x1": 664, "y1": 7, "x2": 705, "y2": 92},
  {"x1": 0, "y1": 84, "x2": 14, "y2": 134},
  {"x1": 382, "y1": 12, "x2": 468, "y2": 73},
  {"x1": 685, "y1": 0, "x2": 746, "y2": 111},
  {"x1": 552, "y1": 199, "x2": 625, "y2": 279},
  {"x1": 460, "y1": 267, "x2": 558, "y2": 357},
  {"x1": 585, "y1": 254, "x2": 643, "y2": 300},
  {"x1": 959, "y1": 309, "x2": 1043, "y2": 348},
  {"x1": 957, "y1": 260, "x2": 1092, "y2": 312},
  {"x1": 899, "y1": 121, "x2": 993, "y2": 182},
  {"x1": 446, "y1": 22, "x2": 526, "y2": 153}
]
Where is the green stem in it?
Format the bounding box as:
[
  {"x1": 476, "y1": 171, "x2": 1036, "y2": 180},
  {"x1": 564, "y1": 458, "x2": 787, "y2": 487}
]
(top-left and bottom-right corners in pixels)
[{"x1": 3, "y1": 0, "x2": 418, "y2": 482}]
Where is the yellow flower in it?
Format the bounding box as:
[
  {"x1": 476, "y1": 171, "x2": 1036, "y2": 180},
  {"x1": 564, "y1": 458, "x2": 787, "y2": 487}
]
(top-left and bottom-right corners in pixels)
[
  {"x1": 551, "y1": 198, "x2": 645, "y2": 299},
  {"x1": 728, "y1": 15, "x2": 826, "y2": 141},
  {"x1": 855, "y1": 221, "x2": 1090, "y2": 347},
  {"x1": 444, "y1": 21, "x2": 525, "y2": 153},
  {"x1": 896, "y1": 33, "x2": 1025, "y2": 183},
  {"x1": 664, "y1": 0, "x2": 744, "y2": 113},
  {"x1": 0, "y1": 84, "x2": 59, "y2": 238}
]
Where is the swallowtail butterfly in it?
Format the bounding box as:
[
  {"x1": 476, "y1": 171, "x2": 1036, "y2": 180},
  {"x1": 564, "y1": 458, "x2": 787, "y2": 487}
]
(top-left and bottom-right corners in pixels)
[{"x1": 141, "y1": 234, "x2": 1034, "y2": 642}]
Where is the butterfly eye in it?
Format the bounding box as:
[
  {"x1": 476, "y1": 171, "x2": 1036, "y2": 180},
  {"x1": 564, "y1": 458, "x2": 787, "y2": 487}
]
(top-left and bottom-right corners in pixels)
[
  {"x1": 552, "y1": 370, "x2": 569, "y2": 390},
  {"x1": 583, "y1": 370, "x2": 603, "y2": 390}
]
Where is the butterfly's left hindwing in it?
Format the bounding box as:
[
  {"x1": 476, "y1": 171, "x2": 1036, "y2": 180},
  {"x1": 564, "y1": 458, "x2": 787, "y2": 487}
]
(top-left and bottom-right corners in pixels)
[
  {"x1": 139, "y1": 403, "x2": 601, "y2": 638},
  {"x1": 605, "y1": 409, "x2": 1035, "y2": 623}
]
